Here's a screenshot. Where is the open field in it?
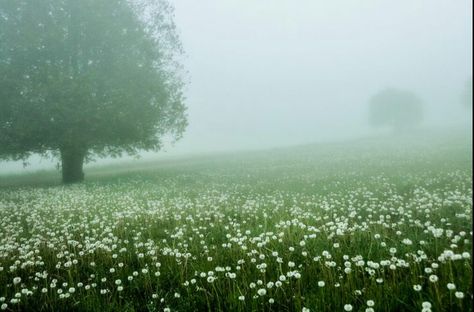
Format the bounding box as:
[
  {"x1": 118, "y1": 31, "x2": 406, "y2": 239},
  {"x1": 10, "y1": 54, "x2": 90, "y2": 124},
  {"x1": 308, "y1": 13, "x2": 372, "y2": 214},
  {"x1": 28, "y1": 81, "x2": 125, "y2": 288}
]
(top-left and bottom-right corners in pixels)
[{"x1": 0, "y1": 131, "x2": 472, "y2": 311}]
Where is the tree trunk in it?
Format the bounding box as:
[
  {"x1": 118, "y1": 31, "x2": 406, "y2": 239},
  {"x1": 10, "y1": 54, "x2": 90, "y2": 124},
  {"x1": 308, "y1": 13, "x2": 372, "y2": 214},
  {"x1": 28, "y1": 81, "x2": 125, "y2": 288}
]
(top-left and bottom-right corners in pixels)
[{"x1": 60, "y1": 145, "x2": 86, "y2": 184}]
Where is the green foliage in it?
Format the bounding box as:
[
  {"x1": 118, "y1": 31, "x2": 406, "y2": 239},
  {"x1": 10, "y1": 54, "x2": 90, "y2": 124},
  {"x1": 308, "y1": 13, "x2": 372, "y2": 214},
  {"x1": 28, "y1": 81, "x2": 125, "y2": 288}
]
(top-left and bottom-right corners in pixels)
[
  {"x1": 0, "y1": 0, "x2": 187, "y2": 172},
  {"x1": 369, "y1": 88, "x2": 423, "y2": 131}
]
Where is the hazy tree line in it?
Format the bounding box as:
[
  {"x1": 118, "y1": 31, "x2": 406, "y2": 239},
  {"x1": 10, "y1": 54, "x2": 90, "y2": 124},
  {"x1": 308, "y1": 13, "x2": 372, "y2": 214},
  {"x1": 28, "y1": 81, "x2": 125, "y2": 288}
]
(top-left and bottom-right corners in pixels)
[{"x1": 368, "y1": 79, "x2": 471, "y2": 132}]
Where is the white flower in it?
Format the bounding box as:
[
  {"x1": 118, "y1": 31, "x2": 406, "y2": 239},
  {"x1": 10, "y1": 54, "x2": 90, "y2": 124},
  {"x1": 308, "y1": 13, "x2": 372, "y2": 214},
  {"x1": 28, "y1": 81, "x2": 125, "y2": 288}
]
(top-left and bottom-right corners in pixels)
[
  {"x1": 257, "y1": 288, "x2": 266, "y2": 296},
  {"x1": 367, "y1": 300, "x2": 374, "y2": 307},
  {"x1": 429, "y1": 275, "x2": 438, "y2": 283},
  {"x1": 302, "y1": 308, "x2": 310, "y2": 312},
  {"x1": 422, "y1": 302, "x2": 431, "y2": 309},
  {"x1": 455, "y1": 291, "x2": 464, "y2": 299},
  {"x1": 1, "y1": 304, "x2": 7, "y2": 310},
  {"x1": 318, "y1": 281, "x2": 325, "y2": 287},
  {"x1": 13, "y1": 277, "x2": 21, "y2": 285},
  {"x1": 344, "y1": 304, "x2": 353, "y2": 311},
  {"x1": 238, "y1": 295, "x2": 245, "y2": 301},
  {"x1": 447, "y1": 283, "x2": 456, "y2": 290},
  {"x1": 413, "y1": 284, "x2": 422, "y2": 291}
]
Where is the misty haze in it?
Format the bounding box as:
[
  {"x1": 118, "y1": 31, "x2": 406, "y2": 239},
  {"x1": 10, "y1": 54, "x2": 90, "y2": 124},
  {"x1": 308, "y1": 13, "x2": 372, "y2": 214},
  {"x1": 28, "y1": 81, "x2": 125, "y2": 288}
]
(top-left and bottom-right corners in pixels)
[{"x1": 0, "y1": 1, "x2": 472, "y2": 311}]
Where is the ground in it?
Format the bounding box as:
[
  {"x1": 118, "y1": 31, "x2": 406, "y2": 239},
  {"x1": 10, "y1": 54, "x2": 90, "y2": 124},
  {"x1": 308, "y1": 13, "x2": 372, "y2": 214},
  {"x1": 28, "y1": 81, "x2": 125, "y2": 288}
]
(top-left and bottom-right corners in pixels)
[{"x1": 0, "y1": 130, "x2": 472, "y2": 311}]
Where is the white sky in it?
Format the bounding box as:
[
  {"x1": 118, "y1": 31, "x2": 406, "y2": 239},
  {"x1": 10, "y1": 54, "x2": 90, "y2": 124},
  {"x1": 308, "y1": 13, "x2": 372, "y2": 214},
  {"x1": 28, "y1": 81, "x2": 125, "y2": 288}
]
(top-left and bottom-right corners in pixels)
[
  {"x1": 1, "y1": 0, "x2": 472, "y2": 173},
  {"x1": 170, "y1": 0, "x2": 472, "y2": 152}
]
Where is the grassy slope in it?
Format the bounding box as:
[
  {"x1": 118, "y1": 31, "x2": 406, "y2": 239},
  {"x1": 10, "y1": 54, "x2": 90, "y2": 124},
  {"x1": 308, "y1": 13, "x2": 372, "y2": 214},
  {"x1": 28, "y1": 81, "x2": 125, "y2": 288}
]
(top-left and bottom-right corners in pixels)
[{"x1": 0, "y1": 129, "x2": 472, "y2": 312}]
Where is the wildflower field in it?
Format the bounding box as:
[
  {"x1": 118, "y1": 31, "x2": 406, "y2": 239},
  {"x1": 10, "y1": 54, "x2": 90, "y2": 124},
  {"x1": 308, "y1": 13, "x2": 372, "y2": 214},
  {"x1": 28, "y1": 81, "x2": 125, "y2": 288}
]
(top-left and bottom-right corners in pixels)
[{"x1": 0, "y1": 133, "x2": 472, "y2": 312}]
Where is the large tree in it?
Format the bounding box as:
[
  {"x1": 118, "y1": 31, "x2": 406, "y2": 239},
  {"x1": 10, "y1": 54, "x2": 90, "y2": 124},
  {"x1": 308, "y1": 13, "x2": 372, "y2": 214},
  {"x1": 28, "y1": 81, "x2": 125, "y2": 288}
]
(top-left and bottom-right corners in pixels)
[
  {"x1": 369, "y1": 88, "x2": 423, "y2": 132},
  {"x1": 0, "y1": 0, "x2": 187, "y2": 183}
]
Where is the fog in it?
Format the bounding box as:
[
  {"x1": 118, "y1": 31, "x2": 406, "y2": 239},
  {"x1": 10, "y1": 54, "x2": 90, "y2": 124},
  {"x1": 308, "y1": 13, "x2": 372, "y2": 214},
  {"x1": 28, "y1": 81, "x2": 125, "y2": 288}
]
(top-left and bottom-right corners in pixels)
[{"x1": 1, "y1": 0, "x2": 472, "y2": 174}]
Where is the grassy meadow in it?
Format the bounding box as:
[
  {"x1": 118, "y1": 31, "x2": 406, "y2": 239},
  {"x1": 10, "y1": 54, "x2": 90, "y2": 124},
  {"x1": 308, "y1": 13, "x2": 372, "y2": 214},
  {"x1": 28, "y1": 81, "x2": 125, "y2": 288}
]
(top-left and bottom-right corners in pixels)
[{"x1": 0, "y1": 131, "x2": 472, "y2": 311}]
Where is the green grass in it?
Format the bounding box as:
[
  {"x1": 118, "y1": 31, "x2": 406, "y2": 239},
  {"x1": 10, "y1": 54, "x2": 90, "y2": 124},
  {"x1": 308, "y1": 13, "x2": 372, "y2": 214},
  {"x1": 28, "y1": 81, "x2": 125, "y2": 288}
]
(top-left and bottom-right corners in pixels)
[{"x1": 0, "y1": 131, "x2": 472, "y2": 311}]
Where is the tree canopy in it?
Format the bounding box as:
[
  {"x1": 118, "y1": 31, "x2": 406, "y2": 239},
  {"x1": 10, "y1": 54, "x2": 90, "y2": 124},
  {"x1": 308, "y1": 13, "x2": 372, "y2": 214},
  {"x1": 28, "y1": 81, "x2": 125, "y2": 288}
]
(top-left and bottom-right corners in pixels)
[
  {"x1": 368, "y1": 88, "x2": 423, "y2": 132},
  {"x1": 0, "y1": 0, "x2": 187, "y2": 183}
]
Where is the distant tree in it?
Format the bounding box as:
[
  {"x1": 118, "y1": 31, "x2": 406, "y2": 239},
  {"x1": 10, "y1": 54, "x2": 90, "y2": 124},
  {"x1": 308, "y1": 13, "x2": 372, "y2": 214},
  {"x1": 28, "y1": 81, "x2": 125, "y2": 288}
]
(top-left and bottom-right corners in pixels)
[
  {"x1": 462, "y1": 78, "x2": 472, "y2": 108},
  {"x1": 0, "y1": 0, "x2": 187, "y2": 183},
  {"x1": 369, "y1": 88, "x2": 423, "y2": 132}
]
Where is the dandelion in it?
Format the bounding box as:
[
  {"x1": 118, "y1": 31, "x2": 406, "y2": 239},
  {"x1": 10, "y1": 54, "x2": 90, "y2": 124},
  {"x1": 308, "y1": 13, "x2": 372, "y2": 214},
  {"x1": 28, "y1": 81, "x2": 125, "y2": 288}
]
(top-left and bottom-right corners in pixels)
[
  {"x1": 429, "y1": 275, "x2": 438, "y2": 283},
  {"x1": 447, "y1": 283, "x2": 456, "y2": 290},
  {"x1": 455, "y1": 292, "x2": 464, "y2": 299},
  {"x1": 238, "y1": 295, "x2": 245, "y2": 301},
  {"x1": 413, "y1": 284, "x2": 422, "y2": 291},
  {"x1": 13, "y1": 277, "x2": 21, "y2": 285},
  {"x1": 344, "y1": 304, "x2": 353, "y2": 311},
  {"x1": 318, "y1": 281, "x2": 325, "y2": 287},
  {"x1": 367, "y1": 300, "x2": 375, "y2": 307},
  {"x1": 257, "y1": 288, "x2": 267, "y2": 296}
]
